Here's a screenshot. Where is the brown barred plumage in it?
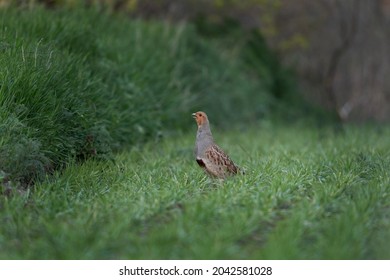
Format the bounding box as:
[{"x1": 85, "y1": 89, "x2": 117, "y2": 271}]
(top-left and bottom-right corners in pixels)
[{"x1": 192, "y1": 111, "x2": 240, "y2": 179}]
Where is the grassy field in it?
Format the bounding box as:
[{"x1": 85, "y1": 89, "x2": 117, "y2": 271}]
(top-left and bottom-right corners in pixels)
[
  {"x1": 1, "y1": 123, "x2": 389, "y2": 259},
  {"x1": 1, "y1": 5, "x2": 389, "y2": 261}
]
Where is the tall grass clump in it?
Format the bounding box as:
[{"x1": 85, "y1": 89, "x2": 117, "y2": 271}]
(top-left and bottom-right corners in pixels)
[
  {"x1": 0, "y1": 11, "x2": 106, "y2": 187},
  {"x1": 0, "y1": 7, "x2": 278, "y2": 188}
]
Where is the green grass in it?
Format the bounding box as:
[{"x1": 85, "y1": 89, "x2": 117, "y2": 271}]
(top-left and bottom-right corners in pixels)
[{"x1": 1, "y1": 124, "x2": 389, "y2": 259}]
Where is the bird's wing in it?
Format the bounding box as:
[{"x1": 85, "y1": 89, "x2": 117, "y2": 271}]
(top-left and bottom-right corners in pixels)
[
  {"x1": 204, "y1": 144, "x2": 238, "y2": 174},
  {"x1": 196, "y1": 157, "x2": 220, "y2": 177}
]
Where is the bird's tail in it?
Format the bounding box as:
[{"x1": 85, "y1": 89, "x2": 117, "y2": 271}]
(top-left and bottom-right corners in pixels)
[{"x1": 237, "y1": 166, "x2": 246, "y2": 175}]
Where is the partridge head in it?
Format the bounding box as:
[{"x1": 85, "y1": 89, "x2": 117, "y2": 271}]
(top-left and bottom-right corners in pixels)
[{"x1": 192, "y1": 111, "x2": 239, "y2": 178}]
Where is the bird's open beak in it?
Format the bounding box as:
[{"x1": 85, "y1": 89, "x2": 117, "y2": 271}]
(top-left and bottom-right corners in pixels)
[{"x1": 192, "y1": 113, "x2": 196, "y2": 119}]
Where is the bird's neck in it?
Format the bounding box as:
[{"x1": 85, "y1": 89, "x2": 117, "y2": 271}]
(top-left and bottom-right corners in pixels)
[{"x1": 197, "y1": 123, "x2": 214, "y2": 143}]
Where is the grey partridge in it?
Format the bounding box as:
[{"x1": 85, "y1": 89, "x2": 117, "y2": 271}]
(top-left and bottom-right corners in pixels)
[{"x1": 192, "y1": 111, "x2": 239, "y2": 178}]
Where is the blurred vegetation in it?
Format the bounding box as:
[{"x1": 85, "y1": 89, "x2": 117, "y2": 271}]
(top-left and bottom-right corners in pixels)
[
  {"x1": 10, "y1": 0, "x2": 390, "y2": 123},
  {"x1": 1, "y1": 6, "x2": 309, "y2": 189},
  {"x1": 15, "y1": 0, "x2": 386, "y2": 122}
]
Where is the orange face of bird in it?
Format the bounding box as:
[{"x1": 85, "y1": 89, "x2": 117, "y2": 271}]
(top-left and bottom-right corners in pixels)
[{"x1": 192, "y1": 111, "x2": 208, "y2": 127}]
